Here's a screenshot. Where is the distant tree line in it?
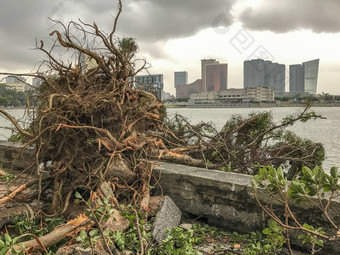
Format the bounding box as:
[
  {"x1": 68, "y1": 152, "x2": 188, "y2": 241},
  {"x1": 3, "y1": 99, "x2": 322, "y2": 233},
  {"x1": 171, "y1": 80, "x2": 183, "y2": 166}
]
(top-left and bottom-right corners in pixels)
[
  {"x1": 275, "y1": 93, "x2": 340, "y2": 103},
  {"x1": 0, "y1": 83, "x2": 27, "y2": 107}
]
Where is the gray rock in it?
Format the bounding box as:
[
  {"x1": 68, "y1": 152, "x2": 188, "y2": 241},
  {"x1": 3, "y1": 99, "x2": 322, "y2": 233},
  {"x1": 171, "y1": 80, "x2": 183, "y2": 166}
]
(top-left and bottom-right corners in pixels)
[
  {"x1": 121, "y1": 250, "x2": 134, "y2": 255},
  {"x1": 179, "y1": 223, "x2": 193, "y2": 231},
  {"x1": 105, "y1": 158, "x2": 136, "y2": 183},
  {"x1": 55, "y1": 244, "x2": 92, "y2": 255},
  {"x1": 151, "y1": 196, "x2": 182, "y2": 243},
  {"x1": 100, "y1": 182, "x2": 115, "y2": 198}
]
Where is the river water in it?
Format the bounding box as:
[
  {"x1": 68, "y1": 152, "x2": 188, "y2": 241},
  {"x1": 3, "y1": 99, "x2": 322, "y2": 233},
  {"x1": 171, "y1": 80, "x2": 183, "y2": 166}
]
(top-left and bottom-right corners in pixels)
[
  {"x1": 0, "y1": 107, "x2": 339, "y2": 170},
  {"x1": 167, "y1": 107, "x2": 340, "y2": 171}
]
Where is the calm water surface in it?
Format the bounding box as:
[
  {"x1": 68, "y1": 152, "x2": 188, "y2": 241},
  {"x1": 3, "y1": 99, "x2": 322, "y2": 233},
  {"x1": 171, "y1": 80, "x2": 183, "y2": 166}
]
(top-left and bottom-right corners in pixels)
[
  {"x1": 0, "y1": 107, "x2": 339, "y2": 170},
  {"x1": 167, "y1": 107, "x2": 340, "y2": 170}
]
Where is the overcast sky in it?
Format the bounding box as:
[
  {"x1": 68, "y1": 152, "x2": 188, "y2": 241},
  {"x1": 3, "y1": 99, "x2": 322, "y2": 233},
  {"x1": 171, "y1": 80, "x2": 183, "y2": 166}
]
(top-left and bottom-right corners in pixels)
[{"x1": 1, "y1": 0, "x2": 340, "y2": 95}]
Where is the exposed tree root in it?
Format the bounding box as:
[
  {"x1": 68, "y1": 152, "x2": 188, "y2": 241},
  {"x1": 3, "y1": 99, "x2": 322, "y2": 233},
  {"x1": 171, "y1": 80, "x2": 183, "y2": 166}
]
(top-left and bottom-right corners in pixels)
[{"x1": 9, "y1": 214, "x2": 93, "y2": 254}]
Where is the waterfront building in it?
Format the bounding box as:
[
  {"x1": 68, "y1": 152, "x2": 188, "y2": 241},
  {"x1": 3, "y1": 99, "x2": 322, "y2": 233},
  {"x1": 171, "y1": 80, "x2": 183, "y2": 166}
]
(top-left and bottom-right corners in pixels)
[
  {"x1": 303, "y1": 59, "x2": 319, "y2": 95},
  {"x1": 176, "y1": 79, "x2": 202, "y2": 99},
  {"x1": 189, "y1": 86, "x2": 274, "y2": 105},
  {"x1": 289, "y1": 59, "x2": 319, "y2": 95},
  {"x1": 174, "y1": 71, "x2": 188, "y2": 87},
  {"x1": 206, "y1": 63, "x2": 228, "y2": 92},
  {"x1": 244, "y1": 59, "x2": 285, "y2": 93},
  {"x1": 289, "y1": 64, "x2": 304, "y2": 93},
  {"x1": 175, "y1": 59, "x2": 227, "y2": 99},
  {"x1": 4, "y1": 76, "x2": 26, "y2": 92},
  {"x1": 135, "y1": 74, "x2": 164, "y2": 101},
  {"x1": 174, "y1": 71, "x2": 188, "y2": 98},
  {"x1": 201, "y1": 59, "x2": 219, "y2": 91}
]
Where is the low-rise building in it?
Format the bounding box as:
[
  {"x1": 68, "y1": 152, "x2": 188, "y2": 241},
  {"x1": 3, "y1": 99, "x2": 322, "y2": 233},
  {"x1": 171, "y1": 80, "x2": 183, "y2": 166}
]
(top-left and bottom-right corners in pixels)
[
  {"x1": 189, "y1": 87, "x2": 274, "y2": 105},
  {"x1": 176, "y1": 79, "x2": 202, "y2": 99},
  {"x1": 4, "y1": 76, "x2": 26, "y2": 92}
]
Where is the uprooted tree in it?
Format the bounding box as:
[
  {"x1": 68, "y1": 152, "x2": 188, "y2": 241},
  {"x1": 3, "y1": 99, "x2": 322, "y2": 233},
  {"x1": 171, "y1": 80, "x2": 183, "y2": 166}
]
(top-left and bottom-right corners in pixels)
[
  {"x1": 0, "y1": 0, "x2": 326, "y2": 213},
  {"x1": 0, "y1": 1, "x2": 166, "y2": 214}
]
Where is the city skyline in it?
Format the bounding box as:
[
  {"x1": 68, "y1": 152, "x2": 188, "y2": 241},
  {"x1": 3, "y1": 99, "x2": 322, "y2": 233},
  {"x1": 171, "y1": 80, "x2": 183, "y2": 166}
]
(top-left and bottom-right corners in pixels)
[{"x1": 0, "y1": 0, "x2": 339, "y2": 95}]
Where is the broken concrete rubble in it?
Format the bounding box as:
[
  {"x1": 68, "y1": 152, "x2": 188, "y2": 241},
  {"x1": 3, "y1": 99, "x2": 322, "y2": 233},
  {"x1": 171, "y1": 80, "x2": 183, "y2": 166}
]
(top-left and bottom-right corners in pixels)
[{"x1": 151, "y1": 196, "x2": 182, "y2": 243}]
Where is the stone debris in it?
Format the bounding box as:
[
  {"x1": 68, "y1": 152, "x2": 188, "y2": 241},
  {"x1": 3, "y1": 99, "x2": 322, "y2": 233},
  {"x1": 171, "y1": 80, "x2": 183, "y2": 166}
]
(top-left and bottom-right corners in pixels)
[
  {"x1": 179, "y1": 222, "x2": 193, "y2": 231},
  {"x1": 102, "y1": 209, "x2": 130, "y2": 232},
  {"x1": 55, "y1": 244, "x2": 92, "y2": 255},
  {"x1": 151, "y1": 196, "x2": 182, "y2": 243},
  {"x1": 195, "y1": 242, "x2": 232, "y2": 255},
  {"x1": 121, "y1": 250, "x2": 134, "y2": 255},
  {"x1": 148, "y1": 195, "x2": 163, "y2": 214}
]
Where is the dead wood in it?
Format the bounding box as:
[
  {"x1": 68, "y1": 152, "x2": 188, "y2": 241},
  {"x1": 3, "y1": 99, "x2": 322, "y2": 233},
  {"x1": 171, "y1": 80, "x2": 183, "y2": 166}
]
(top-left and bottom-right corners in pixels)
[{"x1": 9, "y1": 214, "x2": 93, "y2": 254}]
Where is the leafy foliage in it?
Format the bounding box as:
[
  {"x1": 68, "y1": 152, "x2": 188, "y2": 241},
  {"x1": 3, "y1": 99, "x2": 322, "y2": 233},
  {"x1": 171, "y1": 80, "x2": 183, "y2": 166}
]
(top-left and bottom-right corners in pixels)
[
  {"x1": 164, "y1": 107, "x2": 325, "y2": 175},
  {"x1": 252, "y1": 165, "x2": 340, "y2": 254},
  {"x1": 0, "y1": 84, "x2": 27, "y2": 107}
]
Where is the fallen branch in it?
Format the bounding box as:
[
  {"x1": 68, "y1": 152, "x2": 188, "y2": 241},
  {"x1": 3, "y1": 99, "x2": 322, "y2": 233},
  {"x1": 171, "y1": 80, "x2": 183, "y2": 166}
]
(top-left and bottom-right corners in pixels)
[
  {"x1": 158, "y1": 150, "x2": 219, "y2": 169},
  {"x1": 10, "y1": 214, "x2": 93, "y2": 254}
]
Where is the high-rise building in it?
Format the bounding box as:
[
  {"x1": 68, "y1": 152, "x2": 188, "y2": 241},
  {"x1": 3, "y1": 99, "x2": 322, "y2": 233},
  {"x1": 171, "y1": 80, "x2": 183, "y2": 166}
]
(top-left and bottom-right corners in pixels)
[
  {"x1": 135, "y1": 74, "x2": 164, "y2": 100},
  {"x1": 201, "y1": 59, "x2": 219, "y2": 91},
  {"x1": 174, "y1": 71, "x2": 188, "y2": 87},
  {"x1": 244, "y1": 59, "x2": 265, "y2": 88},
  {"x1": 289, "y1": 59, "x2": 319, "y2": 95},
  {"x1": 303, "y1": 59, "x2": 319, "y2": 95},
  {"x1": 175, "y1": 59, "x2": 227, "y2": 98},
  {"x1": 205, "y1": 63, "x2": 228, "y2": 91},
  {"x1": 289, "y1": 64, "x2": 304, "y2": 93},
  {"x1": 201, "y1": 59, "x2": 228, "y2": 92},
  {"x1": 244, "y1": 59, "x2": 285, "y2": 92}
]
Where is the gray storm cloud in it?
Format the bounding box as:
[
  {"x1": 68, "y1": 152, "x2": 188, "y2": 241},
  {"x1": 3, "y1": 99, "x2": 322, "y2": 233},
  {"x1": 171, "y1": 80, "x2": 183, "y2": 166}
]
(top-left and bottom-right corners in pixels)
[
  {"x1": 0, "y1": 0, "x2": 234, "y2": 70},
  {"x1": 69, "y1": 0, "x2": 235, "y2": 41},
  {"x1": 239, "y1": 0, "x2": 340, "y2": 33}
]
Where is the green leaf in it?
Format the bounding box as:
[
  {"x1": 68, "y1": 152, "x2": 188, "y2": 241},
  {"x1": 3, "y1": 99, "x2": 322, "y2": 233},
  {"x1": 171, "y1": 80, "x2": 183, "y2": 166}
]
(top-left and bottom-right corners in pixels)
[
  {"x1": 302, "y1": 166, "x2": 313, "y2": 178},
  {"x1": 4, "y1": 234, "x2": 11, "y2": 243},
  {"x1": 253, "y1": 175, "x2": 262, "y2": 185},
  {"x1": 330, "y1": 167, "x2": 339, "y2": 179},
  {"x1": 316, "y1": 240, "x2": 324, "y2": 247},
  {"x1": 291, "y1": 180, "x2": 305, "y2": 194},
  {"x1": 259, "y1": 167, "x2": 267, "y2": 178},
  {"x1": 0, "y1": 247, "x2": 9, "y2": 255},
  {"x1": 268, "y1": 167, "x2": 277, "y2": 179},
  {"x1": 79, "y1": 230, "x2": 87, "y2": 240},
  {"x1": 262, "y1": 228, "x2": 271, "y2": 235},
  {"x1": 89, "y1": 230, "x2": 99, "y2": 237},
  {"x1": 75, "y1": 192, "x2": 82, "y2": 199},
  {"x1": 277, "y1": 166, "x2": 284, "y2": 179},
  {"x1": 12, "y1": 236, "x2": 20, "y2": 244},
  {"x1": 313, "y1": 166, "x2": 321, "y2": 175},
  {"x1": 302, "y1": 223, "x2": 314, "y2": 231}
]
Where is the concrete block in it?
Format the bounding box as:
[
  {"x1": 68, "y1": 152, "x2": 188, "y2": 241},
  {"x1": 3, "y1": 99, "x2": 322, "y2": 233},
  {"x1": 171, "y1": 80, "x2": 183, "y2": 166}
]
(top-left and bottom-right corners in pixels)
[{"x1": 152, "y1": 196, "x2": 182, "y2": 243}]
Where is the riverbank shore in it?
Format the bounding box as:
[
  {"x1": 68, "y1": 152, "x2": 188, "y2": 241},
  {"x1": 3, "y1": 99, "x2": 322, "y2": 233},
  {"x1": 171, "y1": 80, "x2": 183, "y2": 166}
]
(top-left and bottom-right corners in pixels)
[{"x1": 165, "y1": 102, "x2": 340, "y2": 108}]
